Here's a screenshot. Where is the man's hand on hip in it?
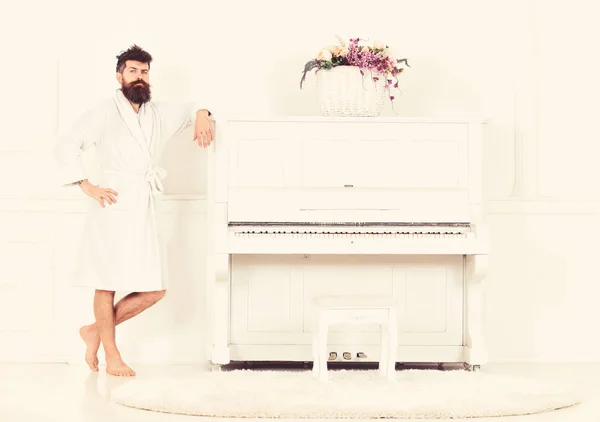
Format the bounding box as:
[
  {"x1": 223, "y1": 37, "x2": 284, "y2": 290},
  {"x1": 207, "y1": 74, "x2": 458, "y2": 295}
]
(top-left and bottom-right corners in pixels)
[{"x1": 79, "y1": 180, "x2": 118, "y2": 208}]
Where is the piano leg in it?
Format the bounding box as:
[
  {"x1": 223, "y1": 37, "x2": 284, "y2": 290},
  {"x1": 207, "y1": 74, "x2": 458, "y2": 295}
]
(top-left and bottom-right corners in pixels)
[
  {"x1": 388, "y1": 308, "x2": 398, "y2": 380},
  {"x1": 211, "y1": 253, "x2": 231, "y2": 366},
  {"x1": 465, "y1": 254, "x2": 488, "y2": 370},
  {"x1": 311, "y1": 314, "x2": 320, "y2": 379},
  {"x1": 380, "y1": 323, "x2": 390, "y2": 377}
]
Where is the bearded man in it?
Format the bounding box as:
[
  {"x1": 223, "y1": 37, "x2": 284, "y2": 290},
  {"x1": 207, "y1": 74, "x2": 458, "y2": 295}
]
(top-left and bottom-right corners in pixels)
[{"x1": 54, "y1": 45, "x2": 213, "y2": 376}]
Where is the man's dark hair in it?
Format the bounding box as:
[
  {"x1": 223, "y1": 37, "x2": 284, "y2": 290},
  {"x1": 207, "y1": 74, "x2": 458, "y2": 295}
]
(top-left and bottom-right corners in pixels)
[{"x1": 116, "y1": 45, "x2": 153, "y2": 73}]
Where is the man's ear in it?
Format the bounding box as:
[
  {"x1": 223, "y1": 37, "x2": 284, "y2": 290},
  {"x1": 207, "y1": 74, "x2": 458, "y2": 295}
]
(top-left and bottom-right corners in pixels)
[{"x1": 116, "y1": 72, "x2": 123, "y2": 84}]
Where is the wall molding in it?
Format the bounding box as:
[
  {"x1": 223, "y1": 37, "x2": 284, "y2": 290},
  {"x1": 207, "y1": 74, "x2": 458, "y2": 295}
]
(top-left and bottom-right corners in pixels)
[
  {"x1": 0, "y1": 195, "x2": 208, "y2": 214},
  {"x1": 3, "y1": 195, "x2": 600, "y2": 216},
  {"x1": 510, "y1": 0, "x2": 540, "y2": 199},
  {"x1": 486, "y1": 198, "x2": 600, "y2": 215}
]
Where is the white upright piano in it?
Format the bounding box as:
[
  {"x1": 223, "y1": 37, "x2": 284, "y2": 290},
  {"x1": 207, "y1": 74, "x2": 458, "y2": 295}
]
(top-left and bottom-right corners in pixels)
[{"x1": 206, "y1": 117, "x2": 489, "y2": 371}]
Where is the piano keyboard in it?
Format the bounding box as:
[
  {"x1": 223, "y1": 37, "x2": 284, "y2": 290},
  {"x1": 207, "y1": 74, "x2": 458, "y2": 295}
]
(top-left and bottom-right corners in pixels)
[
  {"x1": 222, "y1": 222, "x2": 485, "y2": 255},
  {"x1": 229, "y1": 222, "x2": 471, "y2": 237}
]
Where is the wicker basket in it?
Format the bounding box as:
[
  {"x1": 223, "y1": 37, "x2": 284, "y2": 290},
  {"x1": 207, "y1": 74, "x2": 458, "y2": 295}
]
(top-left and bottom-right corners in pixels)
[{"x1": 316, "y1": 65, "x2": 387, "y2": 117}]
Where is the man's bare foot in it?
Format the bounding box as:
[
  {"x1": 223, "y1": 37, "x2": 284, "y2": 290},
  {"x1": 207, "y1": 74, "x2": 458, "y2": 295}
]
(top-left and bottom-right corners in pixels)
[
  {"x1": 106, "y1": 355, "x2": 136, "y2": 377},
  {"x1": 79, "y1": 324, "x2": 100, "y2": 372}
]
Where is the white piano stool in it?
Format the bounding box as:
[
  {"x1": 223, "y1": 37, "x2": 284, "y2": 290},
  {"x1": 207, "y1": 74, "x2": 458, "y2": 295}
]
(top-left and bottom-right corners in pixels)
[{"x1": 311, "y1": 295, "x2": 398, "y2": 382}]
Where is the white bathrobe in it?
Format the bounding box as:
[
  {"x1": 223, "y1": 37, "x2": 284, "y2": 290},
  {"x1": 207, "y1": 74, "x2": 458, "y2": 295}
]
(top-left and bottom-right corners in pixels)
[{"x1": 55, "y1": 89, "x2": 201, "y2": 292}]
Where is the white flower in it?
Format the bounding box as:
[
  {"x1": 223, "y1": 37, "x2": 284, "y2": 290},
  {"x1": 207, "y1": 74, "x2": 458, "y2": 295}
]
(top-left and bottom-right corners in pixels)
[
  {"x1": 317, "y1": 48, "x2": 332, "y2": 61},
  {"x1": 373, "y1": 40, "x2": 384, "y2": 49},
  {"x1": 326, "y1": 45, "x2": 341, "y2": 55},
  {"x1": 334, "y1": 34, "x2": 346, "y2": 47},
  {"x1": 357, "y1": 38, "x2": 370, "y2": 48}
]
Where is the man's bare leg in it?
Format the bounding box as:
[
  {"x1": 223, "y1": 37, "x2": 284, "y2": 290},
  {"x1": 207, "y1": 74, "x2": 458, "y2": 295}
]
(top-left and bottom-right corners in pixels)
[
  {"x1": 80, "y1": 290, "x2": 166, "y2": 374},
  {"x1": 94, "y1": 290, "x2": 132, "y2": 376},
  {"x1": 79, "y1": 326, "x2": 101, "y2": 372}
]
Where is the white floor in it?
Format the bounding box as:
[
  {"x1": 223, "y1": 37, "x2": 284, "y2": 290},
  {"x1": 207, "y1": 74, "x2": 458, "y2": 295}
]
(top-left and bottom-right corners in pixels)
[{"x1": 1, "y1": 362, "x2": 599, "y2": 421}]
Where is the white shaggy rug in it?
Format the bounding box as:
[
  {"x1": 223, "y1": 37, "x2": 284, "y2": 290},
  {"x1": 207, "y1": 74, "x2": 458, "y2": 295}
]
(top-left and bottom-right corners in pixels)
[{"x1": 110, "y1": 369, "x2": 580, "y2": 419}]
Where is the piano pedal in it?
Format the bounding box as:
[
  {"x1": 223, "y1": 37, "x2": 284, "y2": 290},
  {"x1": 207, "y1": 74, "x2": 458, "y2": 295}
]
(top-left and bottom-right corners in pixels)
[
  {"x1": 328, "y1": 352, "x2": 337, "y2": 361},
  {"x1": 343, "y1": 352, "x2": 352, "y2": 360},
  {"x1": 357, "y1": 352, "x2": 367, "y2": 359}
]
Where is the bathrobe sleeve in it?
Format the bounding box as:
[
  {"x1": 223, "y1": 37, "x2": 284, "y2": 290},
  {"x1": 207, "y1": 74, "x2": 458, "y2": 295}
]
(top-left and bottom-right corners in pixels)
[
  {"x1": 156, "y1": 101, "x2": 213, "y2": 141},
  {"x1": 54, "y1": 104, "x2": 105, "y2": 187}
]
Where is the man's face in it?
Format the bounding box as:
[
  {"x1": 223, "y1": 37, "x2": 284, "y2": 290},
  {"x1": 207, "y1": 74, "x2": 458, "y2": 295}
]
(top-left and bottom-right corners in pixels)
[{"x1": 117, "y1": 60, "x2": 151, "y2": 105}]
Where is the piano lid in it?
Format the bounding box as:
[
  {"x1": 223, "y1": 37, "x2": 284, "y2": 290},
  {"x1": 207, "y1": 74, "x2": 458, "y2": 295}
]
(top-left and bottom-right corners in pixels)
[{"x1": 227, "y1": 187, "x2": 473, "y2": 224}]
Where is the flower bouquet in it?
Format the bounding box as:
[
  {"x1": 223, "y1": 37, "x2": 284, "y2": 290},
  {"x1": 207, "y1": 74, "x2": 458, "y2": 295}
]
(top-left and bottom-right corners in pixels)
[{"x1": 300, "y1": 36, "x2": 409, "y2": 116}]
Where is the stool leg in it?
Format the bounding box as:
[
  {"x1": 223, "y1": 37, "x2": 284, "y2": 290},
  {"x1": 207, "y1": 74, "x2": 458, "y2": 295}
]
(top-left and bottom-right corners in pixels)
[
  {"x1": 387, "y1": 309, "x2": 398, "y2": 381},
  {"x1": 312, "y1": 315, "x2": 320, "y2": 379},
  {"x1": 380, "y1": 323, "x2": 390, "y2": 377},
  {"x1": 317, "y1": 319, "x2": 329, "y2": 382}
]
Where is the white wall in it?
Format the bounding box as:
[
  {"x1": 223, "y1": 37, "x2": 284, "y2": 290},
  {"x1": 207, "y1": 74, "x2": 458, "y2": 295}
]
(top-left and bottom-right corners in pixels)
[{"x1": 1, "y1": 0, "x2": 599, "y2": 364}]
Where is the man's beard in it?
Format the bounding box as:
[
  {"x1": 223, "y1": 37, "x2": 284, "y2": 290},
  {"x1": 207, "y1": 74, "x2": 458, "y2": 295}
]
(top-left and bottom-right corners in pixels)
[{"x1": 121, "y1": 80, "x2": 151, "y2": 105}]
